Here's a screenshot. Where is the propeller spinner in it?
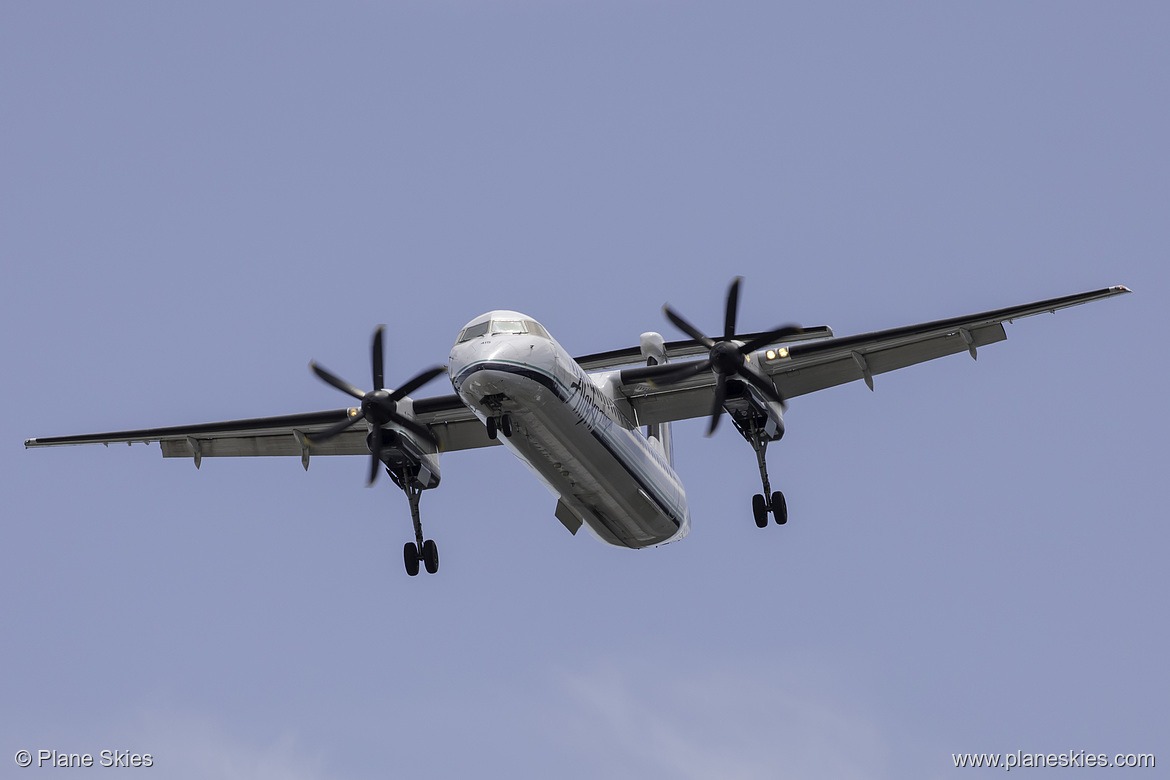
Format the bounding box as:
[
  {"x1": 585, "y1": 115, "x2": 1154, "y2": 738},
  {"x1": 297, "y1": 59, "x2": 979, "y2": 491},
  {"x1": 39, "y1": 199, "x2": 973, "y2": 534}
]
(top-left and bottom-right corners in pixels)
[{"x1": 307, "y1": 326, "x2": 446, "y2": 485}]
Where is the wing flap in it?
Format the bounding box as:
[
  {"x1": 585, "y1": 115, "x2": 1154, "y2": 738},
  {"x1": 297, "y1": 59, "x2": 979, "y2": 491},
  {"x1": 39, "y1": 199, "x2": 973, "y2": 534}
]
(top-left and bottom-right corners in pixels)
[
  {"x1": 774, "y1": 322, "x2": 1007, "y2": 398},
  {"x1": 429, "y1": 418, "x2": 499, "y2": 452},
  {"x1": 624, "y1": 376, "x2": 718, "y2": 427},
  {"x1": 159, "y1": 427, "x2": 369, "y2": 459},
  {"x1": 411, "y1": 393, "x2": 499, "y2": 452},
  {"x1": 27, "y1": 394, "x2": 497, "y2": 460}
]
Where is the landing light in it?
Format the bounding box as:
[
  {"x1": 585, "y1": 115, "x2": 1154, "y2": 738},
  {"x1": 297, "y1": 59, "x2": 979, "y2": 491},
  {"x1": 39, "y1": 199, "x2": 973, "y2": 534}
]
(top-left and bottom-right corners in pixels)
[{"x1": 766, "y1": 347, "x2": 789, "y2": 360}]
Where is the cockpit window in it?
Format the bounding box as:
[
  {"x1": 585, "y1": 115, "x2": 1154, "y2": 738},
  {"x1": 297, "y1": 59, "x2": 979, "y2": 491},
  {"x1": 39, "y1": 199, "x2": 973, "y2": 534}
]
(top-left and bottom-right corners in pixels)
[
  {"x1": 457, "y1": 321, "x2": 490, "y2": 343},
  {"x1": 523, "y1": 320, "x2": 549, "y2": 339},
  {"x1": 457, "y1": 318, "x2": 550, "y2": 342},
  {"x1": 490, "y1": 319, "x2": 526, "y2": 334}
]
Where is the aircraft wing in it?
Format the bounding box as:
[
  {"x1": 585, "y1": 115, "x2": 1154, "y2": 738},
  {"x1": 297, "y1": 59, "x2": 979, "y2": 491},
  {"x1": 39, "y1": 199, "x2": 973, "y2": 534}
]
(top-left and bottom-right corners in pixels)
[
  {"x1": 616, "y1": 286, "x2": 1132, "y2": 426},
  {"x1": 24, "y1": 394, "x2": 494, "y2": 467}
]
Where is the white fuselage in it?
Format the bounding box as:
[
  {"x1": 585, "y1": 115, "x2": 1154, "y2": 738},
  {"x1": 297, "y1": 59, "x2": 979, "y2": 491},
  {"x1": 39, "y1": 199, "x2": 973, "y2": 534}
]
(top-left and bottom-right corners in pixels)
[{"x1": 448, "y1": 311, "x2": 690, "y2": 549}]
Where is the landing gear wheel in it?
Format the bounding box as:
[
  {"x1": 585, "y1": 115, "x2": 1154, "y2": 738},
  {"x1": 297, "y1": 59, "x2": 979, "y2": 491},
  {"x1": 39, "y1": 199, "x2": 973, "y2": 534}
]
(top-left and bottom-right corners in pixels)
[
  {"x1": 771, "y1": 491, "x2": 787, "y2": 525},
  {"x1": 404, "y1": 542, "x2": 421, "y2": 576},
  {"x1": 422, "y1": 539, "x2": 439, "y2": 574},
  {"x1": 500, "y1": 413, "x2": 513, "y2": 438},
  {"x1": 486, "y1": 416, "x2": 498, "y2": 440},
  {"x1": 752, "y1": 493, "x2": 768, "y2": 528}
]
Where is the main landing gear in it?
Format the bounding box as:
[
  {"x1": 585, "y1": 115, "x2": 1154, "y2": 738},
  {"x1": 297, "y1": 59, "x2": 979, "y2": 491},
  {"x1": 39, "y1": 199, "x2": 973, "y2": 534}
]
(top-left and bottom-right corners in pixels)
[
  {"x1": 394, "y1": 471, "x2": 439, "y2": 576},
  {"x1": 653, "y1": 277, "x2": 799, "y2": 531},
  {"x1": 306, "y1": 325, "x2": 449, "y2": 578},
  {"x1": 746, "y1": 421, "x2": 787, "y2": 529}
]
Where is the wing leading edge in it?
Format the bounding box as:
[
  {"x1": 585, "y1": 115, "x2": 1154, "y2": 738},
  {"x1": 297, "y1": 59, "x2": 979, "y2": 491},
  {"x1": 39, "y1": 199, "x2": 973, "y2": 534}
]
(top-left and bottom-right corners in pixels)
[{"x1": 617, "y1": 285, "x2": 1131, "y2": 426}]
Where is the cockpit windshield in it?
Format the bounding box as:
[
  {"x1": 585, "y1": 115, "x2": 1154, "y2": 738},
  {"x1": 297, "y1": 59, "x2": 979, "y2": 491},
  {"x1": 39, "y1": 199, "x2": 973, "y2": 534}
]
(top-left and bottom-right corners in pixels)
[
  {"x1": 491, "y1": 319, "x2": 526, "y2": 334},
  {"x1": 457, "y1": 320, "x2": 490, "y2": 342},
  {"x1": 457, "y1": 318, "x2": 550, "y2": 343}
]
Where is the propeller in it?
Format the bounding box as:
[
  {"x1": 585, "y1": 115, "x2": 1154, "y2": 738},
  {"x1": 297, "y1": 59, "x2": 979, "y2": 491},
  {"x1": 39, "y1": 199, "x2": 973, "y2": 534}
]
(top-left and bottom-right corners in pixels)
[
  {"x1": 661, "y1": 277, "x2": 802, "y2": 436},
  {"x1": 307, "y1": 326, "x2": 446, "y2": 486}
]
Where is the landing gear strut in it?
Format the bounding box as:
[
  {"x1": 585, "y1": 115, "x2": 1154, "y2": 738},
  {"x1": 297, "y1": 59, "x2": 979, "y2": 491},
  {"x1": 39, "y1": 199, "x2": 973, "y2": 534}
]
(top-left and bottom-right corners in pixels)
[
  {"x1": 394, "y1": 470, "x2": 439, "y2": 576},
  {"x1": 746, "y1": 419, "x2": 787, "y2": 527}
]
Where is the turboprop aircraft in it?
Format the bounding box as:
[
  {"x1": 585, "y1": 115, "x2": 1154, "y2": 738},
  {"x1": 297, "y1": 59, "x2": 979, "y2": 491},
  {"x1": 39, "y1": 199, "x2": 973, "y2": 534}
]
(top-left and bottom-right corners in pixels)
[{"x1": 26, "y1": 279, "x2": 1130, "y2": 576}]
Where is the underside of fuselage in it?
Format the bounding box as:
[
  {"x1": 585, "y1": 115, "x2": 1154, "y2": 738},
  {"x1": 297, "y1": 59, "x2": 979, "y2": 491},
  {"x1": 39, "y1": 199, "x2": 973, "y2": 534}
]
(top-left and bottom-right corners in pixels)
[{"x1": 449, "y1": 313, "x2": 690, "y2": 549}]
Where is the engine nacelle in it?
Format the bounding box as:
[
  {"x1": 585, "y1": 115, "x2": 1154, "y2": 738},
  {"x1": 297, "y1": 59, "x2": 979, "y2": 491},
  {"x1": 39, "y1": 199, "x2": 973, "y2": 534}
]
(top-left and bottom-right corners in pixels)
[
  {"x1": 723, "y1": 378, "x2": 785, "y2": 443},
  {"x1": 367, "y1": 427, "x2": 441, "y2": 490}
]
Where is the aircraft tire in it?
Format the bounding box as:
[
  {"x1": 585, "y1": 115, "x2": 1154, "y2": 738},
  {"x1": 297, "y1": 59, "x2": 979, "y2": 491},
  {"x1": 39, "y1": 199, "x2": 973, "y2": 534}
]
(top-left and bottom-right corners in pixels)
[
  {"x1": 404, "y1": 542, "x2": 421, "y2": 576},
  {"x1": 771, "y1": 491, "x2": 787, "y2": 525},
  {"x1": 486, "y1": 416, "x2": 497, "y2": 440},
  {"x1": 501, "y1": 413, "x2": 513, "y2": 438},
  {"x1": 422, "y1": 539, "x2": 439, "y2": 574},
  {"x1": 752, "y1": 494, "x2": 768, "y2": 528}
]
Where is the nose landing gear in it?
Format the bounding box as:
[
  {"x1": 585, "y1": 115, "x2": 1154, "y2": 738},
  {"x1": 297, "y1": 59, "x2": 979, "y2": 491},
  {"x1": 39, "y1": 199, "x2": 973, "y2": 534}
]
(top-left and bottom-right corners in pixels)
[
  {"x1": 485, "y1": 413, "x2": 513, "y2": 440},
  {"x1": 481, "y1": 394, "x2": 514, "y2": 441}
]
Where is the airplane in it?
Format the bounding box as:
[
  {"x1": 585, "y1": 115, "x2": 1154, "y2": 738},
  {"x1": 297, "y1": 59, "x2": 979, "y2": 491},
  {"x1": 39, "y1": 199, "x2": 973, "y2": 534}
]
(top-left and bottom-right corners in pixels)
[{"x1": 25, "y1": 278, "x2": 1130, "y2": 576}]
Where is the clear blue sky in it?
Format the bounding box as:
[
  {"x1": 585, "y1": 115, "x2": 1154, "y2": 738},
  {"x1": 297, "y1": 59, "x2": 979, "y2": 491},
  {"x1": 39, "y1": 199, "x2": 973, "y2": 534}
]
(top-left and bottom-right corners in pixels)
[{"x1": 2, "y1": 3, "x2": 1166, "y2": 777}]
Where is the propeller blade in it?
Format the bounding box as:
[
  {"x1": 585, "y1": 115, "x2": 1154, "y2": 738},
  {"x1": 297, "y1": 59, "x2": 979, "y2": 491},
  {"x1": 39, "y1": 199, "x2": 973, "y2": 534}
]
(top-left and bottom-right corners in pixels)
[
  {"x1": 310, "y1": 362, "x2": 367, "y2": 402},
  {"x1": 663, "y1": 305, "x2": 716, "y2": 349},
  {"x1": 389, "y1": 410, "x2": 439, "y2": 446},
  {"x1": 387, "y1": 365, "x2": 447, "y2": 403},
  {"x1": 305, "y1": 410, "x2": 364, "y2": 446},
  {"x1": 724, "y1": 276, "x2": 742, "y2": 340},
  {"x1": 372, "y1": 326, "x2": 385, "y2": 392},
  {"x1": 313, "y1": 329, "x2": 443, "y2": 485},
  {"x1": 739, "y1": 324, "x2": 804, "y2": 354},
  {"x1": 706, "y1": 374, "x2": 727, "y2": 436},
  {"x1": 367, "y1": 424, "x2": 383, "y2": 486}
]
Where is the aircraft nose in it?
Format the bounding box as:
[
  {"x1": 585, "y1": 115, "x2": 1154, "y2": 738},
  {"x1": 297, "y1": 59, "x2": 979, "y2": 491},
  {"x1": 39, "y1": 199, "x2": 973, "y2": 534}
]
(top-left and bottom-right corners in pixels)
[
  {"x1": 449, "y1": 334, "x2": 542, "y2": 392},
  {"x1": 461, "y1": 334, "x2": 537, "y2": 366}
]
